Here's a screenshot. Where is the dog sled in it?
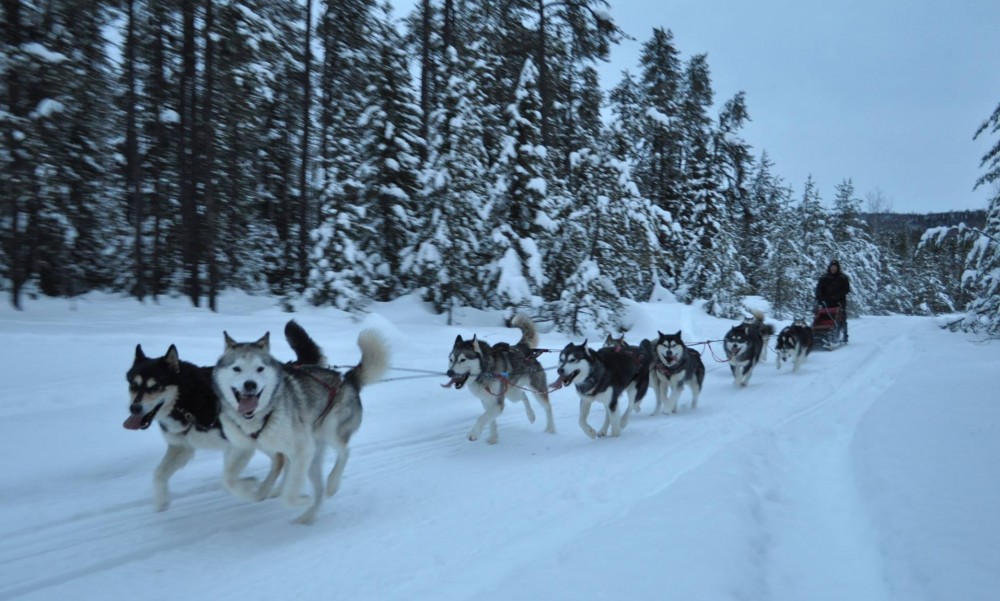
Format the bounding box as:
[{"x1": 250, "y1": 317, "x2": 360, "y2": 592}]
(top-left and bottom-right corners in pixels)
[{"x1": 812, "y1": 302, "x2": 846, "y2": 350}]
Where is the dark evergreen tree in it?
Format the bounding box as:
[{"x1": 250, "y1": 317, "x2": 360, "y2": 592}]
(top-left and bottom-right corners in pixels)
[{"x1": 352, "y1": 5, "x2": 425, "y2": 302}]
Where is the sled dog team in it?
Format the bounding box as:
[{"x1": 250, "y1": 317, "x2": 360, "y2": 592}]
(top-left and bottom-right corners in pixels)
[{"x1": 125, "y1": 310, "x2": 812, "y2": 523}]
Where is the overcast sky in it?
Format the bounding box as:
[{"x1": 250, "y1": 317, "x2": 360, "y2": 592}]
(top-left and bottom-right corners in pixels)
[
  {"x1": 395, "y1": 0, "x2": 1000, "y2": 214},
  {"x1": 597, "y1": 0, "x2": 1000, "y2": 214}
]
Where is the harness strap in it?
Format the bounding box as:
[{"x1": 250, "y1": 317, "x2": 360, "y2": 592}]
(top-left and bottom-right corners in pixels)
[
  {"x1": 249, "y1": 411, "x2": 273, "y2": 440},
  {"x1": 290, "y1": 364, "x2": 342, "y2": 426}
]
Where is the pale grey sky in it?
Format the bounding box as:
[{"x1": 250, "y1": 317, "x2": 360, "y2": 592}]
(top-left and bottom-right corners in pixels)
[{"x1": 600, "y1": 0, "x2": 1000, "y2": 213}]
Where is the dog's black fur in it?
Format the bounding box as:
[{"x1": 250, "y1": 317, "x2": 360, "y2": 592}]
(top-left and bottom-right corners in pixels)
[{"x1": 723, "y1": 310, "x2": 774, "y2": 387}]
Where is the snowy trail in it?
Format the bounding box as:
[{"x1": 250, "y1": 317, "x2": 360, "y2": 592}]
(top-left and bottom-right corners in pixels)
[{"x1": 0, "y1": 298, "x2": 996, "y2": 601}]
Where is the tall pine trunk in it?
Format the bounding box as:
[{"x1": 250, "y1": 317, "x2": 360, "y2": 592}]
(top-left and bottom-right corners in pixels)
[
  {"x1": 202, "y1": 0, "x2": 218, "y2": 310},
  {"x1": 179, "y1": 0, "x2": 201, "y2": 306},
  {"x1": 3, "y1": 0, "x2": 26, "y2": 309},
  {"x1": 124, "y1": 0, "x2": 144, "y2": 299},
  {"x1": 297, "y1": 0, "x2": 313, "y2": 292}
]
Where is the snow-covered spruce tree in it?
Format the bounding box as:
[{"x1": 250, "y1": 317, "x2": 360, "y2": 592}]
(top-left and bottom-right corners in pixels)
[
  {"x1": 307, "y1": 0, "x2": 379, "y2": 312},
  {"x1": 795, "y1": 175, "x2": 836, "y2": 310},
  {"x1": 633, "y1": 28, "x2": 688, "y2": 289},
  {"x1": 742, "y1": 152, "x2": 784, "y2": 293},
  {"x1": 960, "y1": 102, "x2": 1000, "y2": 334},
  {"x1": 413, "y1": 44, "x2": 492, "y2": 322},
  {"x1": 1, "y1": 1, "x2": 122, "y2": 305},
  {"x1": 831, "y1": 178, "x2": 880, "y2": 315},
  {"x1": 714, "y1": 92, "x2": 755, "y2": 291},
  {"x1": 918, "y1": 102, "x2": 1000, "y2": 333},
  {"x1": 484, "y1": 58, "x2": 553, "y2": 314},
  {"x1": 680, "y1": 136, "x2": 743, "y2": 317},
  {"x1": 351, "y1": 6, "x2": 426, "y2": 303},
  {"x1": 756, "y1": 180, "x2": 804, "y2": 319}
]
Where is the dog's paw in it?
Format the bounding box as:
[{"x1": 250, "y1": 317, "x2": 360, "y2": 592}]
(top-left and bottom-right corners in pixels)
[
  {"x1": 293, "y1": 510, "x2": 318, "y2": 525},
  {"x1": 467, "y1": 432, "x2": 479, "y2": 442},
  {"x1": 226, "y1": 477, "x2": 263, "y2": 502},
  {"x1": 153, "y1": 497, "x2": 170, "y2": 512},
  {"x1": 545, "y1": 424, "x2": 556, "y2": 434},
  {"x1": 487, "y1": 435, "x2": 499, "y2": 445},
  {"x1": 282, "y1": 493, "x2": 313, "y2": 508},
  {"x1": 325, "y1": 478, "x2": 341, "y2": 498}
]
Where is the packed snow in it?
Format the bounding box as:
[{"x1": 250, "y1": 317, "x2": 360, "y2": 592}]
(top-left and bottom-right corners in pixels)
[{"x1": 0, "y1": 292, "x2": 997, "y2": 601}]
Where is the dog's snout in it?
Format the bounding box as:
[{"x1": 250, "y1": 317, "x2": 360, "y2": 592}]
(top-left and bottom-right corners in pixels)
[
  {"x1": 242, "y1": 380, "x2": 258, "y2": 393},
  {"x1": 129, "y1": 403, "x2": 143, "y2": 415},
  {"x1": 446, "y1": 369, "x2": 455, "y2": 377}
]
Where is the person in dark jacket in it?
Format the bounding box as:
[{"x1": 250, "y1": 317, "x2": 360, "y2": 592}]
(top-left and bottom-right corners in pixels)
[{"x1": 815, "y1": 260, "x2": 850, "y2": 342}]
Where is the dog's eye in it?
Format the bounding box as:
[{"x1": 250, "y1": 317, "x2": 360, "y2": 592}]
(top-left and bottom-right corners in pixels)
[
  {"x1": 233, "y1": 366, "x2": 242, "y2": 373},
  {"x1": 256, "y1": 366, "x2": 264, "y2": 373}
]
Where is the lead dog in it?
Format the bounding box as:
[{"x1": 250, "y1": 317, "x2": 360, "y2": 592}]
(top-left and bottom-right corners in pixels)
[
  {"x1": 212, "y1": 325, "x2": 389, "y2": 524},
  {"x1": 775, "y1": 319, "x2": 814, "y2": 373},
  {"x1": 124, "y1": 320, "x2": 323, "y2": 511},
  {"x1": 443, "y1": 315, "x2": 554, "y2": 443},
  {"x1": 554, "y1": 341, "x2": 644, "y2": 438},
  {"x1": 650, "y1": 331, "x2": 705, "y2": 414},
  {"x1": 723, "y1": 309, "x2": 774, "y2": 387}
]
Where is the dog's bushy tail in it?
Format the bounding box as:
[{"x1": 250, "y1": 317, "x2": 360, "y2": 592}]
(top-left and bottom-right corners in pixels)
[
  {"x1": 750, "y1": 309, "x2": 775, "y2": 337},
  {"x1": 511, "y1": 314, "x2": 539, "y2": 348},
  {"x1": 284, "y1": 320, "x2": 327, "y2": 367},
  {"x1": 346, "y1": 329, "x2": 391, "y2": 389}
]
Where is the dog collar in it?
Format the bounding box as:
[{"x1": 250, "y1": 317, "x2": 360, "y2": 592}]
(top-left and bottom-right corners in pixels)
[{"x1": 249, "y1": 411, "x2": 273, "y2": 440}]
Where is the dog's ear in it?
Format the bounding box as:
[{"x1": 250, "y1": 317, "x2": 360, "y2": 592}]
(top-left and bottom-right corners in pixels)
[
  {"x1": 165, "y1": 344, "x2": 181, "y2": 373},
  {"x1": 134, "y1": 344, "x2": 146, "y2": 362},
  {"x1": 675, "y1": 330, "x2": 682, "y2": 338},
  {"x1": 472, "y1": 336, "x2": 481, "y2": 353},
  {"x1": 454, "y1": 334, "x2": 463, "y2": 346},
  {"x1": 255, "y1": 332, "x2": 270, "y2": 351},
  {"x1": 224, "y1": 331, "x2": 237, "y2": 349},
  {"x1": 657, "y1": 330, "x2": 665, "y2": 339}
]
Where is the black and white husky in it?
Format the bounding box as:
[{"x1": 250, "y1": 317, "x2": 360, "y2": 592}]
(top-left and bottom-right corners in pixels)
[
  {"x1": 443, "y1": 315, "x2": 554, "y2": 444},
  {"x1": 650, "y1": 331, "x2": 706, "y2": 414},
  {"x1": 723, "y1": 309, "x2": 774, "y2": 387},
  {"x1": 124, "y1": 320, "x2": 323, "y2": 511},
  {"x1": 212, "y1": 325, "x2": 389, "y2": 524},
  {"x1": 602, "y1": 334, "x2": 654, "y2": 413},
  {"x1": 553, "y1": 341, "x2": 645, "y2": 438},
  {"x1": 775, "y1": 319, "x2": 814, "y2": 373}
]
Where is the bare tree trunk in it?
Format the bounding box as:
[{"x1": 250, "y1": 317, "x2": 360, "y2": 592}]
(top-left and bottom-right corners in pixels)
[
  {"x1": 202, "y1": 0, "x2": 218, "y2": 310},
  {"x1": 297, "y1": 0, "x2": 313, "y2": 293},
  {"x1": 3, "y1": 0, "x2": 26, "y2": 309},
  {"x1": 179, "y1": 0, "x2": 200, "y2": 305},
  {"x1": 419, "y1": 0, "x2": 431, "y2": 161},
  {"x1": 124, "y1": 0, "x2": 144, "y2": 299}
]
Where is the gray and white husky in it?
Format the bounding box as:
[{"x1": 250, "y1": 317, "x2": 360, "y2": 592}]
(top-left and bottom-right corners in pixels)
[
  {"x1": 553, "y1": 341, "x2": 644, "y2": 438},
  {"x1": 443, "y1": 314, "x2": 554, "y2": 444},
  {"x1": 213, "y1": 325, "x2": 389, "y2": 524},
  {"x1": 650, "y1": 331, "x2": 706, "y2": 414},
  {"x1": 723, "y1": 309, "x2": 774, "y2": 387},
  {"x1": 775, "y1": 319, "x2": 814, "y2": 373},
  {"x1": 124, "y1": 320, "x2": 323, "y2": 511}
]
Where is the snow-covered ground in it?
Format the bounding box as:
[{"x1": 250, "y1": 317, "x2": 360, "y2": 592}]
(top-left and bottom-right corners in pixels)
[{"x1": 0, "y1": 293, "x2": 997, "y2": 601}]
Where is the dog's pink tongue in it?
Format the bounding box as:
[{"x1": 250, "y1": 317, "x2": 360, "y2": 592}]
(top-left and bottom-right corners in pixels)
[
  {"x1": 440, "y1": 378, "x2": 457, "y2": 389},
  {"x1": 237, "y1": 396, "x2": 258, "y2": 415},
  {"x1": 549, "y1": 378, "x2": 564, "y2": 391},
  {"x1": 123, "y1": 414, "x2": 144, "y2": 430}
]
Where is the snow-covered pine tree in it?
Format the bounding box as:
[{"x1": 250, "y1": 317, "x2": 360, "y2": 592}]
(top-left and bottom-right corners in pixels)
[
  {"x1": 633, "y1": 28, "x2": 687, "y2": 290},
  {"x1": 308, "y1": 0, "x2": 378, "y2": 312},
  {"x1": 0, "y1": 1, "x2": 121, "y2": 306},
  {"x1": 831, "y1": 178, "x2": 880, "y2": 315},
  {"x1": 414, "y1": 44, "x2": 492, "y2": 322},
  {"x1": 484, "y1": 58, "x2": 553, "y2": 314},
  {"x1": 795, "y1": 175, "x2": 836, "y2": 310},
  {"x1": 959, "y1": 102, "x2": 1000, "y2": 334},
  {"x1": 680, "y1": 136, "x2": 743, "y2": 317},
  {"x1": 352, "y1": 5, "x2": 426, "y2": 302}
]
